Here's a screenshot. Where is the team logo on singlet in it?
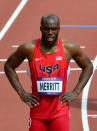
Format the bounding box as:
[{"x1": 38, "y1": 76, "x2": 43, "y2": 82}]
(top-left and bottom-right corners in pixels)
[
  {"x1": 39, "y1": 63, "x2": 59, "y2": 74},
  {"x1": 56, "y1": 56, "x2": 62, "y2": 60}
]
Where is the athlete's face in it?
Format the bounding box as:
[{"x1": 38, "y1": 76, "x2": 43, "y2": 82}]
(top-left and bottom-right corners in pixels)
[{"x1": 40, "y1": 18, "x2": 60, "y2": 46}]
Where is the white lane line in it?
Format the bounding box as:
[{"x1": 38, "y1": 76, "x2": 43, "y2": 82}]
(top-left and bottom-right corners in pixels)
[
  {"x1": 0, "y1": 0, "x2": 28, "y2": 40},
  {"x1": 1, "y1": 67, "x2": 97, "y2": 74},
  {"x1": 80, "y1": 46, "x2": 85, "y2": 48},
  {"x1": 71, "y1": 68, "x2": 97, "y2": 70},
  {"x1": 11, "y1": 45, "x2": 86, "y2": 48},
  {"x1": 71, "y1": 68, "x2": 81, "y2": 71},
  {"x1": 0, "y1": 70, "x2": 26, "y2": 74},
  {"x1": 0, "y1": 59, "x2": 28, "y2": 62},
  {"x1": 88, "y1": 115, "x2": 97, "y2": 118},
  {"x1": 0, "y1": 59, "x2": 7, "y2": 61},
  {"x1": 12, "y1": 45, "x2": 19, "y2": 47},
  {"x1": 81, "y1": 56, "x2": 97, "y2": 131},
  {"x1": 0, "y1": 59, "x2": 94, "y2": 63},
  {"x1": 70, "y1": 60, "x2": 94, "y2": 63},
  {"x1": 1, "y1": 59, "x2": 97, "y2": 70}
]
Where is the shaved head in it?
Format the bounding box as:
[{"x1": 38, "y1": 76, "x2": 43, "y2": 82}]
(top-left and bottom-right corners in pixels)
[
  {"x1": 40, "y1": 14, "x2": 60, "y2": 47},
  {"x1": 41, "y1": 14, "x2": 60, "y2": 26}
]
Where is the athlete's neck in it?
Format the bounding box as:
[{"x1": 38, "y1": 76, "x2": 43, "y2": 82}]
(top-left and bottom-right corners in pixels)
[{"x1": 40, "y1": 38, "x2": 58, "y2": 54}]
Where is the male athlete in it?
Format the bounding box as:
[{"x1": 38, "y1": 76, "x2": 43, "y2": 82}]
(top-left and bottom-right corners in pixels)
[{"x1": 4, "y1": 14, "x2": 93, "y2": 131}]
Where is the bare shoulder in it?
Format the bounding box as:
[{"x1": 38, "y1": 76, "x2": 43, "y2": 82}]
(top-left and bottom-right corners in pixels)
[
  {"x1": 18, "y1": 39, "x2": 36, "y2": 52},
  {"x1": 62, "y1": 39, "x2": 82, "y2": 59},
  {"x1": 16, "y1": 39, "x2": 37, "y2": 59},
  {"x1": 8, "y1": 39, "x2": 37, "y2": 64},
  {"x1": 62, "y1": 38, "x2": 92, "y2": 68},
  {"x1": 5, "y1": 39, "x2": 37, "y2": 68}
]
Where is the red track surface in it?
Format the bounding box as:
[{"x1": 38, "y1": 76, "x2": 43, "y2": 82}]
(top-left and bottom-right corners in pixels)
[{"x1": 0, "y1": 0, "x2": 97, "y2": 131}]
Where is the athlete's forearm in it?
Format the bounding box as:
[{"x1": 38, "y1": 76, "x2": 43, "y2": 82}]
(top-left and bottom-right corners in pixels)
[
  {"x1": 72, "y1": 62, "x2": 93, "y2": 95},
  {"x1": 4, "y1": 62, "x2": 25, "y2": 95}
]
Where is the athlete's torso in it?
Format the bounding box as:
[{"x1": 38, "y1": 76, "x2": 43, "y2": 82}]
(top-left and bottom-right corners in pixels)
[{"x1": 29, "y1": 38, "x2": 69, "y2": 119}]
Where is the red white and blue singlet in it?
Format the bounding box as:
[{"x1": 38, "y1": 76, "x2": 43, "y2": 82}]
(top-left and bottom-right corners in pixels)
[{"x1": 29, "y1": 38, "x2": 69, "y2": 119}]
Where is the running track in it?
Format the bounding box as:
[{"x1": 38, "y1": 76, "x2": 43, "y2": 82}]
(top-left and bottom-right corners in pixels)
[{"x1": 0, "y1": 0, "x2": 97, "y2": 131}]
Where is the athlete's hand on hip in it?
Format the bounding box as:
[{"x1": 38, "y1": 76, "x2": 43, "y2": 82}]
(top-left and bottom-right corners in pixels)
[
  {"x1": 60, "y1": 92, "x2": 78, "y2": 105},
  {"x1": 19, "y1": 91, "x2": 39, "y2": 108}
]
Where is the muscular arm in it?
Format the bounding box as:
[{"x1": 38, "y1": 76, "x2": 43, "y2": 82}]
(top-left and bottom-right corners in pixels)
[
  {"x1": 4, "y1": 45, "x2": 25, "y2": 90},
  {"x1": 4, "y1": 42, "x2": 39, "y2": 107},
  {"x1": 60, "y1": 42, "x2": 93, "y2": 104},
  {"x1": 72, "y1": 45, "x2": 93, "y2": 94}
]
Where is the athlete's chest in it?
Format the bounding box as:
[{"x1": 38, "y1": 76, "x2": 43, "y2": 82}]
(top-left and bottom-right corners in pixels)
[
  {"x1": 30, "y1": 38, "x2": 69, "y2": 75},
  {"x1": 33, "y1": 53, "x2": 66, "y2": 75}
]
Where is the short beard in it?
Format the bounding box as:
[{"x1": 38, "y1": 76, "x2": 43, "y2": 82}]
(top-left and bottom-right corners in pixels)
[{"x1": 41, "y1": 34, "x2": 58, "y2": 48}]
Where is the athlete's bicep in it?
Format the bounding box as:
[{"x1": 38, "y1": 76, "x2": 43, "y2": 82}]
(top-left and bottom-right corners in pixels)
[
  {"x1": 72, "y1": 44, "x2": 91, "y2": 69},
  {"x1": 6, "y1": 45, "x2": 27, "y2": 69}
]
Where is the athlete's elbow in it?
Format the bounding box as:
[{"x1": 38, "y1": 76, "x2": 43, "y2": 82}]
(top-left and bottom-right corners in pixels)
[
  {"x1": 4, "y1": 62, "x2": 11, "y2": 75},
  {"x1": 88, "y1": 62, "x2": 93, "y2": 76},
  {"x1": 82, "y1": 62, "x2": 93, "y2": 76}
]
